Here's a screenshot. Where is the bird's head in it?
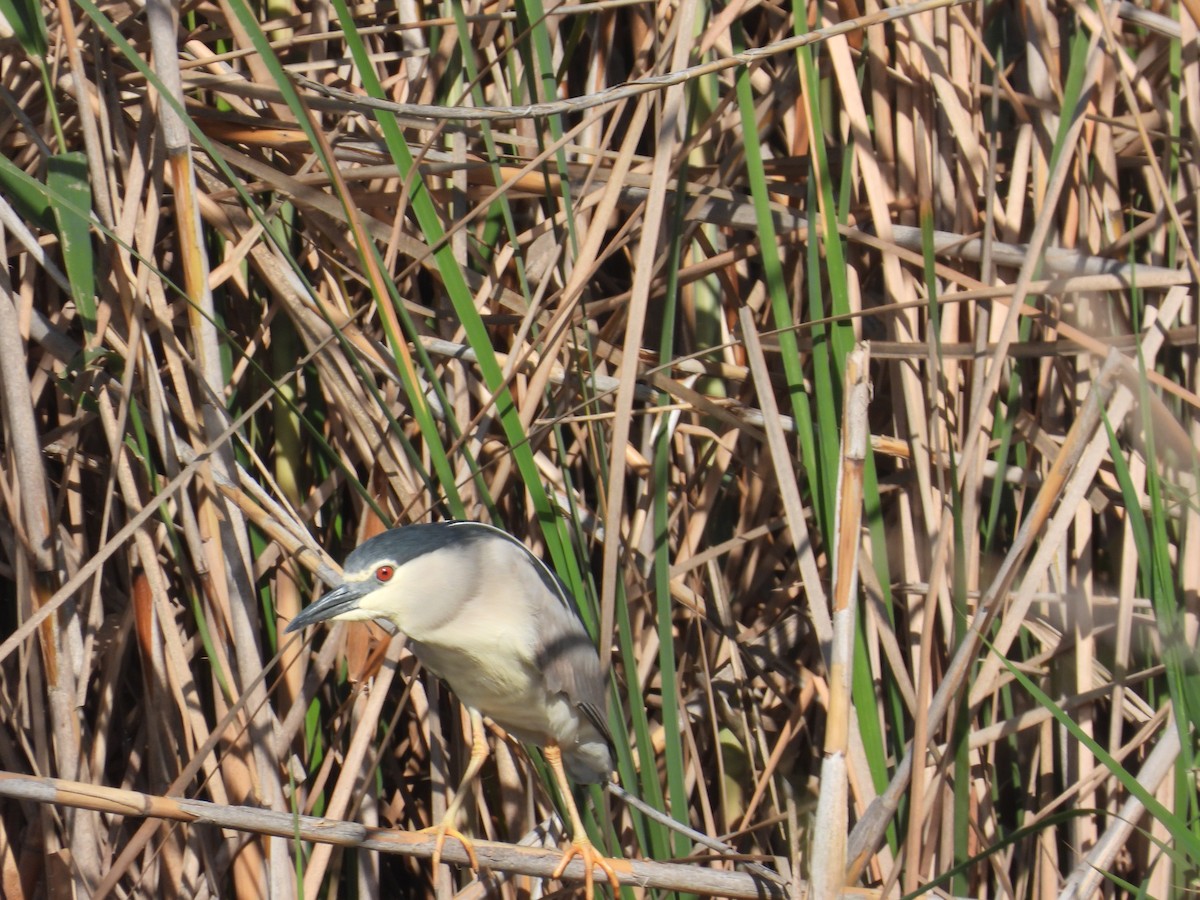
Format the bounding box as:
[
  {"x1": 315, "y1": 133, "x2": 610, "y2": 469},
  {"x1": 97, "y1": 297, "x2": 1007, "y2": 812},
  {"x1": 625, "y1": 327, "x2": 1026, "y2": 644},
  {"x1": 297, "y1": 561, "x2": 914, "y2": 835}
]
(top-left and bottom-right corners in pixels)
[{"x1": 286, "y1": 524, "x2": 483, "y2": 636}]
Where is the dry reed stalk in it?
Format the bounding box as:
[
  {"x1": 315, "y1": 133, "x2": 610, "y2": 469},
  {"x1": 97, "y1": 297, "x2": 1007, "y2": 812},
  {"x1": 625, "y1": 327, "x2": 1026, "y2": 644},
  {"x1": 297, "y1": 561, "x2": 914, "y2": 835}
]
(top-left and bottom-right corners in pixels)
[{"x1": 1, "y1": 0, "x2": 1196, "y2": 896}]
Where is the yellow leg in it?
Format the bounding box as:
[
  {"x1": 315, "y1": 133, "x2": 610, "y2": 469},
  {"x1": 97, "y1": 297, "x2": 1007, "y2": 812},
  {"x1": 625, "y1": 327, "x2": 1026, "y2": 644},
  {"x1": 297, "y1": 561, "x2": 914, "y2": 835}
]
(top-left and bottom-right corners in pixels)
[
  {"x1": 544, "y1": 742, "x2": 622, "y2": 895},
  {"x1": 420, "y1": 708, "x2": 486, "y2": 875}
]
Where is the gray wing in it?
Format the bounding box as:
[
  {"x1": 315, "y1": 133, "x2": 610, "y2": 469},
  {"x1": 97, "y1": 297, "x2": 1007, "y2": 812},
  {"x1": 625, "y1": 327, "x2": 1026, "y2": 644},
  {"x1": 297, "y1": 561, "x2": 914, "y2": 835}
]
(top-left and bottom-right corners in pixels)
[
  {"x1": 536, "y1": 612, "x2": 613, "y2": 747},
  {"x1": 451, "y1": 522, "x2": 614, "y2": 746}
]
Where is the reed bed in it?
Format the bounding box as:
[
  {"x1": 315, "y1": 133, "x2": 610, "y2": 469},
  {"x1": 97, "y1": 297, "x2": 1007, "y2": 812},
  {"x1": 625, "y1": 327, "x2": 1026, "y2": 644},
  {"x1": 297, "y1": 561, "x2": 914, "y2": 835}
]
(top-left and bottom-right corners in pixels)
[{"x1": 0, "y1": 0, "x2": 1197, "y2": 896}]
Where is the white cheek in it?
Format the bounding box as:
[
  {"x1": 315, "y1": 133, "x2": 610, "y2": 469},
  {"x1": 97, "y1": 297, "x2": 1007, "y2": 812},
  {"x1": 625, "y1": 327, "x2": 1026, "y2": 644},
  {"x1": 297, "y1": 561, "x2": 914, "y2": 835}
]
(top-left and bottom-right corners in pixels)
[
  {"x1": 354, "y1": 585, "x2": 395, "y2": 619},
  {"x1": 330, "y1": 605, "x2": 379, "y2": 623},
  {"x1": 357, "y1": 549, "x2": 480, "y2": 638}
]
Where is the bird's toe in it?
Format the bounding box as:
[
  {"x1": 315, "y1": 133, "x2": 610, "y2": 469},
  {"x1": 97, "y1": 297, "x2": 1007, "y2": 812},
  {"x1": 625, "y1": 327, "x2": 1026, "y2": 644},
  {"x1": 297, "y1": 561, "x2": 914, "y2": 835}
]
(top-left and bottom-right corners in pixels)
[
  {"x1": 420, "y1": 818, "x2": 480, "y2": 876},
  {"x1": 551, "y1": 836, "x2": 623, "y2": 895}
]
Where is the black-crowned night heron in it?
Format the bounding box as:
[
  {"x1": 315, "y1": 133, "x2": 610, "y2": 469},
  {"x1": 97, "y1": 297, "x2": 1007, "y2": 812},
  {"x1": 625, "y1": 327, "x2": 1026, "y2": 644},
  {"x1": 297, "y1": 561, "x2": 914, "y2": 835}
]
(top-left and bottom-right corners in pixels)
[{"x1": 287, "y1": 521, "x2": 622, "y2": 893}]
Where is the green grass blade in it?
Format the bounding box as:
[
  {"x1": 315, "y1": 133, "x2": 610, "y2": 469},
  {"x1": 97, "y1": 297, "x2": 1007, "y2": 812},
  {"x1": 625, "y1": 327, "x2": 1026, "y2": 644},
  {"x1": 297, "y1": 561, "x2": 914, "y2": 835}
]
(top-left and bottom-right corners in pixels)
[
  {"x1": 327, "y1": 0, "x2": 578, "y2": 578},
  {"x1": 0, "y1": 0, "x2": 46, "y2": 58},
  {"x1": 47, "y1": 151, "x2": 96, "y2": 335}
]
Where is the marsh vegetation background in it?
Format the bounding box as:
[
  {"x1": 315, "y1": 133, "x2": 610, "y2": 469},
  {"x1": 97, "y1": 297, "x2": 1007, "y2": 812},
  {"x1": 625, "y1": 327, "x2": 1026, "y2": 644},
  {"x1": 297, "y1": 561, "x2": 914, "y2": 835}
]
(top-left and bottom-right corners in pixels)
[{"x1": 0, "y1": 0, "x2": 1197, "y2": 896}]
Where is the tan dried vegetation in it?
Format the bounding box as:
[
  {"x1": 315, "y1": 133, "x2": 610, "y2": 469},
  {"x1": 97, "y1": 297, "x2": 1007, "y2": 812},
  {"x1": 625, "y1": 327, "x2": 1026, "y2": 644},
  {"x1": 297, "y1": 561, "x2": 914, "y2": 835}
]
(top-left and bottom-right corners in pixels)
[{"x1": 0, "y1": 0, "x2": 1197, "y2": 896}]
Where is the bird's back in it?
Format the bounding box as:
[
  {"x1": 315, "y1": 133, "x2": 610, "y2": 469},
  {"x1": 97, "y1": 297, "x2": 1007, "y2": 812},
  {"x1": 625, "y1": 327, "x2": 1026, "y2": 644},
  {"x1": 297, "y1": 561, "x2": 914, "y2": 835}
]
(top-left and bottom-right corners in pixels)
[{"x1": 404, "y1": 524, "x2": 614, "y2": 783}]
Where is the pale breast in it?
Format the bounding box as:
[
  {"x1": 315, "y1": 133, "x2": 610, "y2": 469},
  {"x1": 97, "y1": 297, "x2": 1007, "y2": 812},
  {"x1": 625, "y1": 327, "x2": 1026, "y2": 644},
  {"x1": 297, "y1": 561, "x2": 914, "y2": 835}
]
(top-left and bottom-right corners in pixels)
[{"x1": 401, "y1": 531, "x2": 606, "y2": 757}]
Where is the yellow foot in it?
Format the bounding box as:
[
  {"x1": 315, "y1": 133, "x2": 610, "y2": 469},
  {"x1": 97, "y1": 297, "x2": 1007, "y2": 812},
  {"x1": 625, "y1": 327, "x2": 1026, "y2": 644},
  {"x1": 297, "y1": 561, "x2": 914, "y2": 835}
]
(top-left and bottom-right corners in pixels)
[
  {"x1": 419, "y1": 820, "x2": 480, "y2": 876},
  {"x1": 551, "y1": 837, "x2": 622, "y2": 895}
]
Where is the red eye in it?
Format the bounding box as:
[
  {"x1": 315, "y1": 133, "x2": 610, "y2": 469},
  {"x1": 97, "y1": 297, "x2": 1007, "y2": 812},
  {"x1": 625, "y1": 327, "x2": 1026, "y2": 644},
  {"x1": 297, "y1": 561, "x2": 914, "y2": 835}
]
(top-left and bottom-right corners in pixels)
[{"x1": 375, "y1": 565, "x2": 394, "y2": 582}]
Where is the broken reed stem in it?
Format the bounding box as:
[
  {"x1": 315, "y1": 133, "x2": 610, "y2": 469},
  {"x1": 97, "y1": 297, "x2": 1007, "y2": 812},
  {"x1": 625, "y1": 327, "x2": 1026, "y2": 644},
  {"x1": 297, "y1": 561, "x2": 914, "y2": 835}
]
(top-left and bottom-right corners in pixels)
[{"x1": 811, "y1": 343, "x2": 872, "y2": 897}]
